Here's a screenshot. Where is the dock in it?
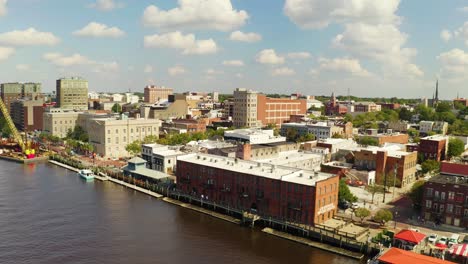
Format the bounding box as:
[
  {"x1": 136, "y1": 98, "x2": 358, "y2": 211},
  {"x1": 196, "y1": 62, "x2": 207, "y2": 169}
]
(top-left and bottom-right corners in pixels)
[
  {"x1": 261, "y1": 227, "x2": 364, "y2": 260},
  {"x1": 163, "y1": 197, "x2": 241, "y2": 225},
  {"x1": 0, "y1": 155, "x2": 49, "y2": 164}
]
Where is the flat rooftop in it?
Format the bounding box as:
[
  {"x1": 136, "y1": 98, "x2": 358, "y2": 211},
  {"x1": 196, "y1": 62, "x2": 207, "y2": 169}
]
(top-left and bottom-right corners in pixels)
[
  {"x1": 421, "y1": 135, "x2": 448, "y2": 141},
  {"x1": 178, "y1": 153, "x2": 336, "y2": 186},
  {"x1": 428, "y1": 173, "x2": 468, "y2": 186},
  {"x1": 256, "y1": 150, "x2": 322, "y2": 166}
]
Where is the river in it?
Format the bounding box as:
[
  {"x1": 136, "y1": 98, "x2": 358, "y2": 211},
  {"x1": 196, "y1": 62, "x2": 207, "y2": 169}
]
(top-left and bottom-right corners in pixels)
[{"x1": 0, "y1": 160, "x2": 360, "y2": 264}]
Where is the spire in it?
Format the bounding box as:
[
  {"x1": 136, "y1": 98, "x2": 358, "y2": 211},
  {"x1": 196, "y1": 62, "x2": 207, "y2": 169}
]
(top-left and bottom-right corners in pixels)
[{"x1": 435, "y1": 79, "x2": 439, "y2": 101}]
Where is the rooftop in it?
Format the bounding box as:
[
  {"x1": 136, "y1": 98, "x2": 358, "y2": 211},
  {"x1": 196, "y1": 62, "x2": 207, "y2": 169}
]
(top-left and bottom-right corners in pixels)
[
  {"x1": 378, "y1": 248, "x2": 455, "y2": 264},
  {"x1": 428, "y1": 173, "x2": 468, "y2": 186},
  {"x1": 421, "y1": 135, "x2": 448, "y2": 141},
  {"x1": 255, "y1": 150, "x2": 322, "y2": 167},
  {"x1": 177, "y1": 153, "x2": 336, "y2": 186}
]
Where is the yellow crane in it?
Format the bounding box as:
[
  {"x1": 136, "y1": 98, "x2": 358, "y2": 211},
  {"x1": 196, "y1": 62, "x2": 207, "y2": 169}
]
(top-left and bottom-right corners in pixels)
[{"x1": 0, "y1": 97, "x2": 34, "y2": 158}]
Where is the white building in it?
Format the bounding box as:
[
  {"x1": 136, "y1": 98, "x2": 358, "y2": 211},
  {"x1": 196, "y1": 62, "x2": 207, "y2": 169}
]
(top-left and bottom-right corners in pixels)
[
  {"x1": 88, "y1": 92, "x2": 100, "y2": 100},
  {"x1": 280, "y1": 122, "x2": 345, "y2": 140},
  {"x1": 111, "y1": 93, "x2": 124, "y2": 102},
  {"x1": 124, "y1": 93, "x2": 139, "y2": 104},
  {"x1": 419, "y1": 121, "x2": 434, "y2": 134},
  {"x1": 141, "y1": 144, "x2": 185, "y2": 174},
  {"x1": 43, "y1": 108, "x2": 82, "y2": 138},
  {"x1": 256, "y1": 150, "x2": 324, "y2": 171},
  {"x1": 224, "y1": 128, "x2": 286, "y2": 144},
  {"x1": 233, "y1": 88, "x2": 261, "y2": 128}
]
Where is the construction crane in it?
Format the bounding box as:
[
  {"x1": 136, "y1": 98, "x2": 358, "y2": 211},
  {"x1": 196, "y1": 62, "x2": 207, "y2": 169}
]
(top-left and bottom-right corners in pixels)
[{"x1": 0, "y1": 97, "x2": 34, "y2": 158}]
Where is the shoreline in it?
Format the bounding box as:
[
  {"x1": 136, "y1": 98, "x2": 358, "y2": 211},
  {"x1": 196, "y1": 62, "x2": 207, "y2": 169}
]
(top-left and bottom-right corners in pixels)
[{"x1": 47, "y1": 159, "x2": 365, "y2": 261}]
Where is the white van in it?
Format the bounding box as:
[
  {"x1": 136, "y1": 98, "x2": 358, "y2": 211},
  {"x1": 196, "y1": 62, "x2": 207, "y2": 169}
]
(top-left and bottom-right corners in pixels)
[{"x1": 448, "y1": 234, "x2": 460, "y2": 247}]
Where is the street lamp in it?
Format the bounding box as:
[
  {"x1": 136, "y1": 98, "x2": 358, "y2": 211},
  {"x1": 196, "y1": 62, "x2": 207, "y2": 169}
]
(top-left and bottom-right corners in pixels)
[{"x1": 394, "y1": 211, "x2": 399, "y2": 229}]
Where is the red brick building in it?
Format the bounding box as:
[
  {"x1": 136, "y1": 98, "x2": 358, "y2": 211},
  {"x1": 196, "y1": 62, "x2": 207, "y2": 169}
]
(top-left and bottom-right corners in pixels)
[
  {"x1": 144, "y1": 85, "x2": 173, "y2": 103},
  {"x1": 10, "y1": 99, "x2": 45, "y2": 131},
  {"x1": 379, "y1": 103, "x2": 401, "y2": 110},
  {"x1": 454, "y1": 98, "x2": 468, "y2": 107},
  {"x1": 257, "y1": 95, "x2": 307, "y2": 126},
  {"x1": 176, "y1": 153, "x2": 339, "y2": 226},
  {"x1": 440, "y1": 161, "x2": 468, "y2": 177},
  {"x1": 161, "y1": 119, "x2": 207, "y2": 134},
  {"x1": 423, "y1": 174, "x2": 468, "y2": 227},
  {"x1": 419, "y1": 135, "x2": 448, "y2": 161}
]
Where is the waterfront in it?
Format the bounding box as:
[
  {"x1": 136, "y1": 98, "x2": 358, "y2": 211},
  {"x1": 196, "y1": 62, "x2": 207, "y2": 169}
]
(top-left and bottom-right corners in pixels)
[{"x1": 0, "y1": 160, "x2": 359, "y2": 264}]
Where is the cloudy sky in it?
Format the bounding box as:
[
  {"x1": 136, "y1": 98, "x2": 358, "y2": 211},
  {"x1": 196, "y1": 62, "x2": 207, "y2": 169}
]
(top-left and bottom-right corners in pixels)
[{"x1": 0, "y1": 0, "x2": 467, "y2": 99}]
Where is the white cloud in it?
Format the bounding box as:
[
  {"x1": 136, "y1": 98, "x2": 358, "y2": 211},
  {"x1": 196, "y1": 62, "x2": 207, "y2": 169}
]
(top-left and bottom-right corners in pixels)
[
  {"x1": 272, "y1": 67, "x2": 295, "y2": 76},
  {"x1": 0, "y1": 46, "x2": 14, "y2": 60},
  {"x1": 229, "y1": 31, "x2": 262, "y2": 42},
  {"x1": 458, "y1": 6, "x2": 468, "y2": 12},
  {"x1": 144, "y1": 65, "x2": 153, "y2": 73},
  {"x1": 142, "y1": 0, "x2": 248, "y2": 31},
  {"x1": 0, "y1": 28, "x2": 60, "y2": 46},
  {"x1": 284, "y1": 0, "x2": 401, "y2": 29},
  {"x1": 332, "y1": 23, "x2": 423, "y2": 77},
  {"x1": 88, "y1": 0, "x2": 123, "y2": 11},
  {"x1": 43, "y1": 52, "x2": 119, "y2": 73},
  {"x1": 144, "y1": 31, "x2": 218, "y2": 55},
  {"x1": 256, "y1": 49, "x2": 285, "y2": 65},
  {"x1": 0, "y1": 0, "x2": 7, "y2": 16},
  {"x1": 222, "y1": 60, "x2": 244, "y2": 66},
  {"x1": 168, "y1": 65, "x2": 186, "y2": 76},
  {"x1": 453, "y1": 22, "x2": 468, "y2": 46},
  {"x1": 16, "y1": 64, "x2": 30, "y2": 71},
  {"x1": 437, "y1": 49, "x2": 468, "y2": 82},
  {"x1": 440, "y1": 30, "x2": 452, "y2": 42},
  {"x1": 205, "y1": 68, "x2": 223, "y2": 75},
  {"x1": 316, "y1": 57, "x2": 370, "y2": 76},
  {"x1": 287, "y1": 52, "x2": 311, "y2": 59},
  {"x1": 73, "y1": 22, "x2": 125, "y2": 38}
]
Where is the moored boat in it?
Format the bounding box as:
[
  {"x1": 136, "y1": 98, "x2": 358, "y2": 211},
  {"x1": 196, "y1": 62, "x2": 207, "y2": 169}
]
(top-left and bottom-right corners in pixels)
[{"x1": 78, "y1": 169, "x2": 95, "y2": 181}]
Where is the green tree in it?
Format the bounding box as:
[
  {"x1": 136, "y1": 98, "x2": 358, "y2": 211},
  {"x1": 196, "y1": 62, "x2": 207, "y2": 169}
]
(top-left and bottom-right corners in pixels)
[
  {"x1": 286, "y1": 128, "x2": 298, "y2": 142},
  {"x1": 111, "y1": 103, "x2": 122, "y2": 113},
  {"x1": 377, "y1": 172, "x2": 401, "y2": 189},
  {"x1": 408, "y1": 181, "x2": 425, "y2": 210},
  {"x1": 125, "y1": 140, "x2": 142, "y2": 156},
  {"x1": 366, "y1": 184, "x2": 385, "y2": 203},
  {"x1": 399, "y1": 108, "x2": 413, "y2": 121},
  {"x1": 407, "y1": 128, "x2": 419, "y2": 138},
  {"x1": 66, "y1": 126, "x2": 89, "y2": 142},
  {"x1": 436, "y1": 101, "x2": 452, "y2": 113},
  {"x1": 354, "y1": 207, "x2": 371, "y2": 223},
  {"x1": 298, "y1": 133, "x2": 315, "y2": 142},
  {"x1": 338, "y1": 179, "x2": 358, "y2": 203},
  {"x1": 332, "y1": 133, "x2": 345, "y2": 139},
  {"x1": 0, "y1": 116, "x2": 11, "y2": 137},
  {"x1": 448, "y1": 137, "x2": 465, "y2": 158},
  {"x1": 373, "y1": 209, "x2": 393, "y2": 225},
  {"x1": 357, "y1": 136, "x2": 379, "y2": 146},
  {"x1": 421, "y1": 160, "x2": 440, "y2": 174}
]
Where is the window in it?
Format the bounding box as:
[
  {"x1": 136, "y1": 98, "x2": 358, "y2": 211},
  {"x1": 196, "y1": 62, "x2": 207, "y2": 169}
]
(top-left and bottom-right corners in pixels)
[
  {"x1": 116, "y1": 137, "x2": 119, "y2": 144},
  {"x1": 426, "y1": 200, "x2": 432, "y2": 208},
  {"x1": 434, "y1": 190, "x2": 439, "y2": 198},
  {"x1": 108, "y1": 130, "x2": 111, "y2": 134},
  {"x1": 426, "y1": 188, "x2": 437, "y2": 197},
  {"x1": 447, "y1": 204, "x2": 453, "y2": 213},
  {"x1": 441, "y1": 192, "x2": 446, "y2": 200},
  {"x1": 107, "y1": 138, "x2": 110, "y2": 143},
  {"x1": 449, "y1": 192, "x2": 455, "y2": 201}
]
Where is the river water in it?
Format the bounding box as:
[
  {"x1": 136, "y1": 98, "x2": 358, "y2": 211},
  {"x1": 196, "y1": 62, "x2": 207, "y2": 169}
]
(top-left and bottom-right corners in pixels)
[{"x1": 0, "y1": 160, "x2": 359, "y2": 264}]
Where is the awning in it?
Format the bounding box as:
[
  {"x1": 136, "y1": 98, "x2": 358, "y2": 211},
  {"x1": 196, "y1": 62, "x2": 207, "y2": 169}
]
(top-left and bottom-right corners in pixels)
[
  {"x1": 435, "y1": 243, "x2": 448, "y2": 249},
  {"x1": 449, "y1": 244, "x2": 468, "y2": 257},
  {"x1": 394, "y1": 229, "x2": 426, "y2": 244}
]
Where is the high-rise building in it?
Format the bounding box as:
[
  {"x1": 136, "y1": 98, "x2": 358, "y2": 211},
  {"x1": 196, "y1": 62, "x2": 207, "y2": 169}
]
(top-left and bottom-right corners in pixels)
[
  {"x1": 0, "y1": 82, "x2": 41, "y2": 113},
  {"x1": 233, "y1": 88, "x2": 260, "y2": 128},
  {"x1": 144, "y1": 85, "x2": 173, "y2": 103},
  {"x1": 56, "y1": 77, "x2": 88, "y2": 110}
]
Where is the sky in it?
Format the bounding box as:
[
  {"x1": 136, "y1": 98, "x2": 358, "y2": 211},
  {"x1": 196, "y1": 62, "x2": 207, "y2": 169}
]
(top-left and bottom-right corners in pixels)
[{"x1": 0, "y1": 0, "x2": 467, "y2": 99}]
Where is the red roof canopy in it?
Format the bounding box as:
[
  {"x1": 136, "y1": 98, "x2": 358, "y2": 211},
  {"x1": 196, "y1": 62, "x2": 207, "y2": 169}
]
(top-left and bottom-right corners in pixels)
[
  {"x1": 394, "y1": 229, "x2": 426, "y2": 244},
  {"x1": 379, "y1": 248, "x2": 455, "y2": 264}
]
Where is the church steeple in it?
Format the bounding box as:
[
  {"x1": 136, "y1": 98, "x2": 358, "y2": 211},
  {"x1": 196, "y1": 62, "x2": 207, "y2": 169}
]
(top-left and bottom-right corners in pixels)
[{"x1": 435, "y1": 79, "x2": 439, "y2": 101}]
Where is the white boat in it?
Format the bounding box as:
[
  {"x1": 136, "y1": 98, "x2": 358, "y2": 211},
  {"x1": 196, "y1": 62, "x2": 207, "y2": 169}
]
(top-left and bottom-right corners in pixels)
[{"x1": 78, "y1": 169, "x2": 95, "y2": 181}]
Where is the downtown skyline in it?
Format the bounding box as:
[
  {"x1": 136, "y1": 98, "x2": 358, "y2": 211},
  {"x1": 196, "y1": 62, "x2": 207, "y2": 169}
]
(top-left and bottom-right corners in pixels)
[{"x1": 0, "y1": 0, "x2": 467, "y2": 99}]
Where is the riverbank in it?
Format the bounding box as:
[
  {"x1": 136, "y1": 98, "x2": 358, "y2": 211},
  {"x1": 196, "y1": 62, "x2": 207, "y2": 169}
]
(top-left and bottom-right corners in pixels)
[
  {"x1": 262, "y1": 227, "x2": 364, "y2": 260},
  {"x1": 48, "y1": 159, "x2": 371, "y2": 261},
  {"x1": 0, "y1": 155, "x2": 48, "y2": 164}
]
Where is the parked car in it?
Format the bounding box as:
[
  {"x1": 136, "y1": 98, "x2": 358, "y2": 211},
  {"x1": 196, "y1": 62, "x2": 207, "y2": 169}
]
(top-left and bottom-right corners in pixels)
[
  {"x1": 351, "y1": 203, "x2": 359, "y2": 210},
  {"x1": 448, "y1": 234, "x2": 460, "y2": 247},
  {"x1": 338, "y1": 200, "x2": 350, "y2": 210},
  {"x1": 428, "y1": 234, "x2": 438, "y2": 243},
  {"x1": 438, "y1": 236, "x2": 448, "y2": 245}
]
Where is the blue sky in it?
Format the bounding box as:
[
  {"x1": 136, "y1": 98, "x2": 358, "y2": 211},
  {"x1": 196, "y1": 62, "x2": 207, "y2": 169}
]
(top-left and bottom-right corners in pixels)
[{"x1": 0, "y1": 0, "x2": 468, "y2": 99}]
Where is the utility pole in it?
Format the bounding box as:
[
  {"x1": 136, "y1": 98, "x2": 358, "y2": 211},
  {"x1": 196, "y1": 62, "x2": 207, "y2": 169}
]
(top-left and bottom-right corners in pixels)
[
  {"x1": 392, "y1": 164, "x2": 398, "y2": 200},
  {"x1": 382, "y1": 171, "x2": 387, "y2": 203}
]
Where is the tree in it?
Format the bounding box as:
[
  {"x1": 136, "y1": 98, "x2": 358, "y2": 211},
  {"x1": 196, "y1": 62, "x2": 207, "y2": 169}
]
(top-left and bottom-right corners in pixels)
[
  {"x1": 408, "y1": 181, "x2": 425, "y2": 210},
  {"x1": 332, "y1": 133, "x2": 345, "y2": 139},
  {"x1": 286, "y1": 128, "x2": 298, "y2": 142},
  {"x1": 357, "y1": 136, "x2": 379, "y2": 146},
  {"x1": 448, "y1": 137, "x2": 465, "y2": 158},
  {"x1": 436, "y1": 102, "x2": 452, "y2": 113},
  {"x1": 399, "y1": 107, "x2": 413, "y2": 121},
  {"x1": 366, "y1": 184, "x2": 385, "y2": 203},
  {"x1": 354, "y1": 207, "x2": 371, "y2": 223},
  {"x1": 112, "y1": 103, "x2": 122, "y2": 113},
  {"x1": 421, "y1": 160, "x2": 440, "y2": 174},
  {"x1": 377, "y1": 172, "x2": 401, "y2": 190},
  {"x1": 66, "y1": 125, "x2": 89, "y2": 142},
  {"x1": 338, "y1": 179, "x2": 358, "y2": 203},
  {"x1": 298, "y1": 133, "x2": 315, "y2": 142},
  {"x1": 373, "y1": 209, "x2": 393, "y2": 225},
  {"x1": 125, "y1": 140, "x2": 142, "y2": 156},
  {"x1": 0, "y1": 116, "x2": 11, "y2": 137}
]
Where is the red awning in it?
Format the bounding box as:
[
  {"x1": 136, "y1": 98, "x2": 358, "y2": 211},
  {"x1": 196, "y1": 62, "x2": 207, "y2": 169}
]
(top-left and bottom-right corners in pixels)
[
  {"x1": 435, "y1": 243, "x2": 448, "y2": 249},
  {"x1": 379, "y1": 248, "x2": 456, "y2": 264},
  {"x1": 394, "y1": 230, "x2": 426, "y2": 244}
]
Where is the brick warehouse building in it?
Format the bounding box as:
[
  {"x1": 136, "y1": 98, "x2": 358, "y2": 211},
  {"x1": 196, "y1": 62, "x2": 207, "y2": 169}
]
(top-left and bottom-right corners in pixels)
[
  {"x1": 422, "y1": 161, "x2": 468, "y2": 227},
  {"x1": 176, "y1": 153, "x2": 339, "y2": 226},
  {"x1": 419, "y1": 135, "x2": 448, "y2": 161}
]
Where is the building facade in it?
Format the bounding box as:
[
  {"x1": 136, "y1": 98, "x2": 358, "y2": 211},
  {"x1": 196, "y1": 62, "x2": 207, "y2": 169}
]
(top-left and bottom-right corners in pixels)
[
  {"x1": 257, "y1": 95, "x2": 307, "y2": 126},
  {"x1": 1, "y1": 82, "x2": 41, "y2": 113},
  {"x1": 224, "y1": 129, "x2": 286, "y2": 144},
  {"x1": 87, "y1": 115, "x2": 161, "y2": 158},
  {"x1": 43, "y1": 109, "x2": 82, "y2": 138},
  {"x1": 176, "y1": 153, "x2": 339, "y2": 226},
  {"x1": 56, "y1": 77, "x2": 88, "y2": 110},
  {"x1": 419, "y1": 135, "x2": 448, "y2": 161},
  {"x1": 233, "y1": 88, "x2": 260, "y2": 128},
  {"x1": 10, "y1": 98, "x2": 45, "y2": 131},
  {"x1": 143, "y1": 85, "x2": 173, "y2": 103},
  {"x1": 141, "y1": 144, "x2": 185, "y2": 174},
  {"x1": 280, "y1": 122, "x2": 348, "y2": 140}
]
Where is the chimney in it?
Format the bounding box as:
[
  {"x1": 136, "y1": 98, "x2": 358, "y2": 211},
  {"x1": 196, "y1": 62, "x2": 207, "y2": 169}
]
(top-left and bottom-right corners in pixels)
[{"x1": 236, "y1": 142, "x2": 251, "y2": 161}]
